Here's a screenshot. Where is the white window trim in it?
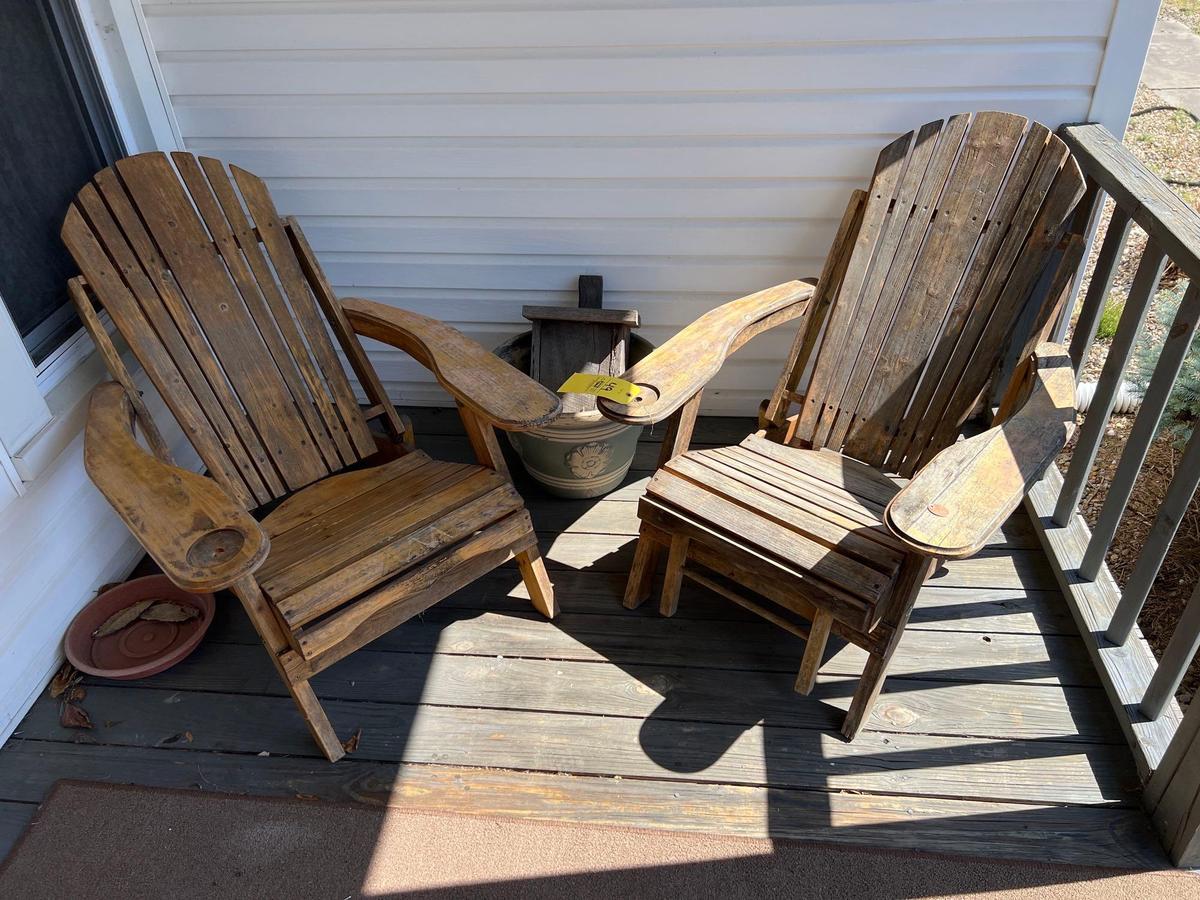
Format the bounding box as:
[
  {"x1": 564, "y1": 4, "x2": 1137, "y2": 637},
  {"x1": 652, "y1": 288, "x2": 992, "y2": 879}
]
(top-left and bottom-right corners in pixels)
[{"x1": 0, "y1": 0, "x2": 179, "y2": 488}]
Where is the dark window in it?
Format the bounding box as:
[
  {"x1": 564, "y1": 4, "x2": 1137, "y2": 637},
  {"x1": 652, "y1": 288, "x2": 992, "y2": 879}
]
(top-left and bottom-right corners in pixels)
[{"x1": 0, "y1": 0, "x2": 123, "y2": 365}]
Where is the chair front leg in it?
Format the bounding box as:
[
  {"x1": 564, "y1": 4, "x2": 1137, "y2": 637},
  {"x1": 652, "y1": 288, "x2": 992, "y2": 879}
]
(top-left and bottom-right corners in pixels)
[
  {"x1": 660, "y1": 534, "x2": 690, "y2": 617},
  {"x1": 841, "y1": 553, "x2": 937, "y2": 740},
  {"x1": 516, "y1": 544, "x2": 557, "y2": 619},
  {"x1": 232, "y1": 576, "x2": 345, "y2": 762},
  {"x1": 623, "y1": 525, "x2": 662, "y2": 609}
]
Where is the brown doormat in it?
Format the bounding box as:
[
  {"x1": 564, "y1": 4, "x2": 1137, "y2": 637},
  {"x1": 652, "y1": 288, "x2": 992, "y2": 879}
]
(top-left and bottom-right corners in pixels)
[{"x1": 0, "y1": 781, "x2": 1193, "y2": 899}]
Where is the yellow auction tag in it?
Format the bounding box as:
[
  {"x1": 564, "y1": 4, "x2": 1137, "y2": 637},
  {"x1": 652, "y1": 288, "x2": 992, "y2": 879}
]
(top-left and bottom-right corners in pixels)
[{"x1": 558, "y1": 372, "x2": 643, "y2": 402}]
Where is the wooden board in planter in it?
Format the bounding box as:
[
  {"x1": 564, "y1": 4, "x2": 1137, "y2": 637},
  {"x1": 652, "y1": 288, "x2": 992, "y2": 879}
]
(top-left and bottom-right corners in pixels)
[{"x1": 524, "y1": 277, "x2": 640, "y2": 414}]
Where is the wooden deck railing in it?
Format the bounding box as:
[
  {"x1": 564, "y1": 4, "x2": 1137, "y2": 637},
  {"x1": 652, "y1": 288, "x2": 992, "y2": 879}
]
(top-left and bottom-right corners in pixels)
[{"x1": 1027, "y1": 122, "x2": 1200, "y2": 866}]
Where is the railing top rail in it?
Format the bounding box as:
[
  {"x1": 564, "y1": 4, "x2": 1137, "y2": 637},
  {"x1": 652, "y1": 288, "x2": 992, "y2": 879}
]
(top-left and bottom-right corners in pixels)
[{"x1": 1059, "y1": 122, "x2": 1200, "y2": 280}]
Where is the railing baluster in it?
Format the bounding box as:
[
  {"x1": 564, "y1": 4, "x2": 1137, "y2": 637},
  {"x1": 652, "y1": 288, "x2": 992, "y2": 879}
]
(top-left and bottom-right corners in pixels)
[
  {"x1": 1141, "y1": 580, "x2": 1200, "y2": 720},
  {"x1": 1081, "y1": 282, "x2": 1200, "y2": 579},
  {"x1": 1054, "y1": 240, "x2": 1167, "y2": 526},
  {"x1": 1107, "y1": 423, "x2": 1200, "y2": 644},
  {"x1": 1069, "y1": 206, "x2": 1133, "y2": 369}
]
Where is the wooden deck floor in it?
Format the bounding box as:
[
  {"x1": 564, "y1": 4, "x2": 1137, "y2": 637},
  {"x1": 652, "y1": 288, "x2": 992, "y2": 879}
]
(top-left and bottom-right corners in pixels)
[{"x1": 0, "y1": 411, "x2": 1169, "y2": 870}]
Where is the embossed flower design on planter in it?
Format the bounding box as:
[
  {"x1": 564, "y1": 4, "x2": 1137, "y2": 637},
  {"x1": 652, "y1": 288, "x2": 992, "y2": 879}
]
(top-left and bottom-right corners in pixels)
[{"x1": 565, "y1": 441, "x2": 612, "y2": 479}]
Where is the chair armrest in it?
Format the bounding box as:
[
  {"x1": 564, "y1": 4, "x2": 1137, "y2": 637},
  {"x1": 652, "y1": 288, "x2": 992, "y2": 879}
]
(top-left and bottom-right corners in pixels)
[
  {"x1": 885, "y1": 343, "x2": 1076, "y2": 559},
  {"x1": 84, "y1": 382, "x2": 269, "y2": 592},
  {"x1": 597, "y1": 280, "x2": 816, "y2": 426},
  {"x1": 341, "y1": 298, "x2": 561, "y2": 431}
]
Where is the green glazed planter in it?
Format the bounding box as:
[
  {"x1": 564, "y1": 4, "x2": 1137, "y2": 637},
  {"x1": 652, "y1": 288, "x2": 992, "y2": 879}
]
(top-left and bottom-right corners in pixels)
[{"x1": 494, "y1": 331, "x2": 653, "y2": 499}]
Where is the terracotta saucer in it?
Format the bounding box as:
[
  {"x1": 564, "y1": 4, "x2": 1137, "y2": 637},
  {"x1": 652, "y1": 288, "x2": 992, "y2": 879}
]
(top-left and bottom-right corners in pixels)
[{"x1": 64, "y1": 575, "x2": 215, "y2": 680}]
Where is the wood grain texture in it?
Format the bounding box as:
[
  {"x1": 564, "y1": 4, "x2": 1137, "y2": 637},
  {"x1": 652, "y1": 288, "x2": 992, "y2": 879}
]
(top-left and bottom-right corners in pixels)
[
  {"x1": 177, "y1": 625, "x2": 1120, "y2": 744},
  {"x1": 343, "y1": 297, "x2": 561, "y2": 429},
  {"x1": 115, "y1": 153, "x2": 332, "y2": 492},
  {"x1": 15, "y1": 684, "x2": 1136, "y2": 809},
  {"x1": 67, "y1": 278, "x2": 172, "y2": 464},
  {"x1": 0, "y1": 744, "x2": 1163, "y2": 869},
  {"x1": 284, "y1": 216, "x2": 410, "y2": 444},
  {"x1": 886, "y1": 343, "x2": 1077, "y2": 558},
  {"x1": 83, "y1": 383, "x2": 269, "y2": 592},
  {"x1": 597, "y1": 280, "x2": 815, "y2": 425}
]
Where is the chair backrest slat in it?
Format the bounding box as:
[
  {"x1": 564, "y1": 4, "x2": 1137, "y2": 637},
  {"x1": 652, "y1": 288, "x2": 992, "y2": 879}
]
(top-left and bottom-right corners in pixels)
[
  {"x1": 62, "y1": 152, "x2": 380, "y2": 507},
  {"x1": 225, "y1": 160, "x2": 377, "y2": 462},
  {"x1": 777, "y1": 112, "x2": 1084, "y2": 474},
  {"x1": 173, "y1": 153, "x2": 348, "y2": 472}
]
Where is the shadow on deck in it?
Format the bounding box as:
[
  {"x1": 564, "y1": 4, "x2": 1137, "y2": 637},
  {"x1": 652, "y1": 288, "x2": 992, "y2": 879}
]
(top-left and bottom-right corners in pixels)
[{"x1": 0, "y1": 412, "x2": 1169, "y2": 877}]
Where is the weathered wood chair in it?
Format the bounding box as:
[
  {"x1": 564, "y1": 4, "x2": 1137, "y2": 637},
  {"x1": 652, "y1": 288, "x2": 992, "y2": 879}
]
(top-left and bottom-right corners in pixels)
[
  {"x1": 598, "y1": 112, "x2": 1084, "y2": 739},
  {"x1": 62, "y1": 151, "x2": 561, "y2": 761}
]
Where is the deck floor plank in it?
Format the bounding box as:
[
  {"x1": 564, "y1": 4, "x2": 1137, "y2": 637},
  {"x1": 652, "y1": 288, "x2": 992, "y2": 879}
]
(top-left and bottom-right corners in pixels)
[
  {"x1": 0, "y1": 414, "x2": 1166, "y2": 870},
  {"x1": 77, "y1": 641, "x2": 1123, "y2": 743},
  {"x1": 0, "y1": 744, "x2": 1165, "y2": 869},
  {"x1": 11, "y1": 686, "x2": 1138, "y2": 808}
]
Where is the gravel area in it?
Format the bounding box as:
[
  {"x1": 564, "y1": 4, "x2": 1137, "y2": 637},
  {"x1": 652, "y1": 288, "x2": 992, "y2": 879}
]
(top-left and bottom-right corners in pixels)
[{"x1": 1163, "y1": 0, "x2": 1200, "y2": 35}]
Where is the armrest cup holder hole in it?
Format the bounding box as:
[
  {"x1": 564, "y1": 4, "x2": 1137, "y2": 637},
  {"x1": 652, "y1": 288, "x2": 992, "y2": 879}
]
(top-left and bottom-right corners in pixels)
[{"x1": 187, "y1": 528, "x2": 247, "y2": 568}]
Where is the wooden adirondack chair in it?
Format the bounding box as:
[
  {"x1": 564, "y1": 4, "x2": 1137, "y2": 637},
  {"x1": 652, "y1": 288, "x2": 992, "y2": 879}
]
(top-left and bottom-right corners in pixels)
[
  {"x1": 598, "y1": 112, "x2": 1085, "y2": 739},
  {"x1": 62, "y1": 151, "x2": 561, "y2": 761}
]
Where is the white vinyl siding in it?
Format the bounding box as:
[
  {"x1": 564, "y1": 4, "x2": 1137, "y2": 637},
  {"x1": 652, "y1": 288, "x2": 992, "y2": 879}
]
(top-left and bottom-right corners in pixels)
[{"x1": 135, "y1": 0, "x2": 1135, "y2": 413}]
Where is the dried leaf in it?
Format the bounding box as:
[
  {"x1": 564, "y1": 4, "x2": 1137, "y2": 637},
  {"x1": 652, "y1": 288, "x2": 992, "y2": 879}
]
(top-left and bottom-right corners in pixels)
[
  {"x1": 160, "y1": 730, "x2": 194, "y2": 745},
  {"x1": 48, "y1": 663, "x2": 79, "y2": 699},
  {"x1": 341, "y1": 728, "x2": 362, "y2": 754},
  {"x1": 139, "y1": 601, "x2": 200, "y2": 624},
  {"x1": 94, "y1": 599, "x2": 155, "y2": 637},
  {"x1": 67, "y1": 685, "x2": 86, "y2": 703},
  {"x1": 60, "y1": 702, "x2": 93, "y2": 730}
]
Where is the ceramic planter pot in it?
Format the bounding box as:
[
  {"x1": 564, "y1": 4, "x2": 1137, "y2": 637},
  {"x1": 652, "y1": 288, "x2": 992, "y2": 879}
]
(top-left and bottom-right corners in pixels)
[{"x1": 494, "y1": 331, "x2": 653, "y2": 499}]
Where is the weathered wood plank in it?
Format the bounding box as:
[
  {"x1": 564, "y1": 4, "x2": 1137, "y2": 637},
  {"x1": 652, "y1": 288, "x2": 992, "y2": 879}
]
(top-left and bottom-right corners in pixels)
[
  {"x1": 14, "y1": 687, "x2": 1137, "y2": 808},
  {"x1": 87, "y1": 640, "x2": 1121, "y2": 744},
  {"x1": 210, "y1": 604, "x2": 1096, "y2": 686},
  {"x1": 0, "y1": 744, "x2": 1164, "y2": 868}
]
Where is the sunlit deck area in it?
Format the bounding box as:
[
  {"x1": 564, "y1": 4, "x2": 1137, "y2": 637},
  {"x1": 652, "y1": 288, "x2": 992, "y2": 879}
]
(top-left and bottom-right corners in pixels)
[{"x1": 0, "y1": 412, "x2": 1168, "y2": 870}]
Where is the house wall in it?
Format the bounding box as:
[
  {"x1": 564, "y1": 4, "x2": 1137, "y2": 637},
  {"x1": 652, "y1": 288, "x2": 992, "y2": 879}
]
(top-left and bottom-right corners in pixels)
[
  {"x1": 134, "y1": 0, "x2": 1154, "y2": 413},
  {"x1": 0, "y1": 0, "x2": 1161, "y2": 744}
]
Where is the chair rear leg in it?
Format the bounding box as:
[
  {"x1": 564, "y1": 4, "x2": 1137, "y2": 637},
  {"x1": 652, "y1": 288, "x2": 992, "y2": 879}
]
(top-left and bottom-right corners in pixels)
[
  {"x1": 232, "y1": 576, "x2": 345, "y2": 762},
  {"x1": 624, "y1": 524, "x2": 662, "y2": 609},
  {"x1": 795, "y1": 608, "x2": 833, "y2": 695},
  {"x1": 516, "y1": 545, "x2": 557, "y2": 619}
]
